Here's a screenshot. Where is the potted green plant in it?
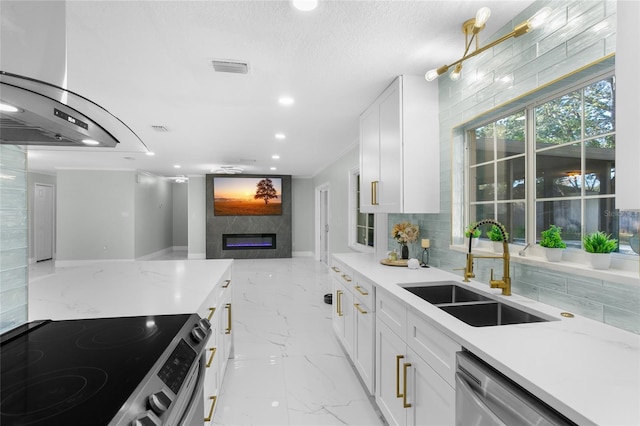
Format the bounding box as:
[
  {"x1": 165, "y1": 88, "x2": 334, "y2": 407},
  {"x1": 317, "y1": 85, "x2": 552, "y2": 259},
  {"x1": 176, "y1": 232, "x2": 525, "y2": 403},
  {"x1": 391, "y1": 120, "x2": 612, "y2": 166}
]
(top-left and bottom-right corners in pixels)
[
  {"x1": 487, "y1": 224, "x2": 509, "y2": 252},
  {"x1": 539, "y1": 225, "x2": 566, "y2": 262},
  {"x1": 464, "y1": 224, "x2": 481, "y2": 248},
  {"x1": 583, "y1": 231, "x2": 618, "y2": 269}
]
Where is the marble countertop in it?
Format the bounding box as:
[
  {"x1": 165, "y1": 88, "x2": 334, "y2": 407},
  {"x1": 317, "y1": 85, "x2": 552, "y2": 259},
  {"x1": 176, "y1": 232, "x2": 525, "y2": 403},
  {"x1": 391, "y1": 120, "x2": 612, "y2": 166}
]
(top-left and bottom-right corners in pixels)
[
  {"x1": 28, "y1": 259, "x2": 233, "y2": 320},
  {"x1": 335, "y1": 252, "x2": 640, "y2": 426}
]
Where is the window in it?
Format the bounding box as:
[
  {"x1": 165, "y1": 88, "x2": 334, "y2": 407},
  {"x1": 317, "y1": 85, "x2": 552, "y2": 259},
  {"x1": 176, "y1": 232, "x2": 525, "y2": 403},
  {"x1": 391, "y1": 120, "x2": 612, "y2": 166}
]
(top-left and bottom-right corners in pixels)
[
  {"x1": 350, "y1": 170, "x2": 375, "y2": 251},
  {"x1": 466, "y1": 75, "x2": 639, "y2": 256}
]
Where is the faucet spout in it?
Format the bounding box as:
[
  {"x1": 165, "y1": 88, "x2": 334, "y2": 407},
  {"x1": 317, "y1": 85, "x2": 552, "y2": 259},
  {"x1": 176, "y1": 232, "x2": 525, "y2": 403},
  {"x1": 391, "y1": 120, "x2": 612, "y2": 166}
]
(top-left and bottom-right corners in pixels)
[{"x1": 464, "y1": 219, "x2": 511, "y2": 296}]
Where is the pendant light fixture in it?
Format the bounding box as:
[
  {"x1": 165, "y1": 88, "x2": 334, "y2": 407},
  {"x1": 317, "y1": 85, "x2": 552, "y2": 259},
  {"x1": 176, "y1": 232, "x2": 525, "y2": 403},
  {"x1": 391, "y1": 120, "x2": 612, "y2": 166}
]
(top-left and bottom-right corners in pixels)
[{"x1": 425, "y1": 6, "x2": 553, "y2": 82}]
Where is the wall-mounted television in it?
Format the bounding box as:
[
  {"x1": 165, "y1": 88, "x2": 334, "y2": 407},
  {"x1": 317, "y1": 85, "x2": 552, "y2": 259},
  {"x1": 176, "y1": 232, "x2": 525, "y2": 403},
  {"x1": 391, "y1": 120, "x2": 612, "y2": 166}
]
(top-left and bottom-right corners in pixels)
[{"x1": 213, "y1": 176, "x2": 282, "y2": 216}]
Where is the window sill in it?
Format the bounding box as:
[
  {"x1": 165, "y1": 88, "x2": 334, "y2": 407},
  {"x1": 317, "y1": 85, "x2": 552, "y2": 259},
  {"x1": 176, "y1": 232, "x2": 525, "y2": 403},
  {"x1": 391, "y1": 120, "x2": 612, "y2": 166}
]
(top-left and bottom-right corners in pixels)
[
  {"x1": 449, "y1": 243, "x2": 639, "y2": 286},
  {"x1": 349, "y1": 243, "x2": 374, "y2": 254}
]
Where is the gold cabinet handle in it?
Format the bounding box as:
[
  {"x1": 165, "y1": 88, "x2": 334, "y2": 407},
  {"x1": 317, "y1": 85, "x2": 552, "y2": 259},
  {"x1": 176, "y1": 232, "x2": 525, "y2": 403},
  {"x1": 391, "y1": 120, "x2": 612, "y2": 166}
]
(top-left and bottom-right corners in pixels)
[
  {"x1": 336, "y1": 290, "x2": 343, "y2": 316},
  {"x1": 341, "y1": 274, "x2": 352, "y2": 283},
  {"x1": 331, "y1": 266, "x2": 340, "y2": 273},
  {"x1": 225, "y1": 303, "x2": 232, "y2": 334},
  {"x1": 396, "y1": 355, "x2": 404, "y2": 398},
  {"x1": 207, "y1": 307, "x2": 216, "y2": 321},
  {"x1": 204, "y1": 395, "x2": 217, "y2": 422},
  {"x1": 403, "y1": 363, "x2": 412, "y2": 408},
  {"x1": 371, "y1": 181, "x2": 379, "y2": 205},
  {"x1": 206, "y1": 347, "x2": 217, "y2": 368},
  {"x1": 354, "y1": 285, "x2": 368, "y2": 296},
  {"x1": 354, "y1": 303, "x2": 367, "y2": 314},
  {"x1": 222, "y1": 279, "x2": 231, "y2": 288}
]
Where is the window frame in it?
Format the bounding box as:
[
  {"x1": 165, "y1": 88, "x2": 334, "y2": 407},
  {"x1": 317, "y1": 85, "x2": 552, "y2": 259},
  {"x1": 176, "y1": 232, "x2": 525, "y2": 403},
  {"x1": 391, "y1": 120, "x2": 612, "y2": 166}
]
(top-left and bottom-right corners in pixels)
[{"x1": 348, "y1": 167, "x2": 375, "y2": 253}]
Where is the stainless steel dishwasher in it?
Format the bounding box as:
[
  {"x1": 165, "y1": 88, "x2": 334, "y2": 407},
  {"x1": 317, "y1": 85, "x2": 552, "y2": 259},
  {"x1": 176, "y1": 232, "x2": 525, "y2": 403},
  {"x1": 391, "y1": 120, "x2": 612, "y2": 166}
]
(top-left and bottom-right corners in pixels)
[{"x1": 455, "y1": 351, "x2": 576, "y2": 426}]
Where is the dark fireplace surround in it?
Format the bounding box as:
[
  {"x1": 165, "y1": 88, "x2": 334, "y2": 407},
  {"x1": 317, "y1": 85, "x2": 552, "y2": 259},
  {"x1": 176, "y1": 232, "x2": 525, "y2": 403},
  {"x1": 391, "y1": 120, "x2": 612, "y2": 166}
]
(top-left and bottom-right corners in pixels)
[{"x1": 206, "y1": 174, "x2": 292, "y2": 259}]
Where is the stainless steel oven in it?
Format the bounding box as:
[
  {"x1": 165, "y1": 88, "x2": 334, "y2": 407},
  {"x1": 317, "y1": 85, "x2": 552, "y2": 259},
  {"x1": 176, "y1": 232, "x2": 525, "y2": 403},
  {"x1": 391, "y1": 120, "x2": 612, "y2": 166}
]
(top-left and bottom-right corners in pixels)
[
  {"x1": 455, "y1": 351, "x2": 576, "y2": 426},
  {"x1": 1, "y1": 313, "x2": 211, "y2": 425}
]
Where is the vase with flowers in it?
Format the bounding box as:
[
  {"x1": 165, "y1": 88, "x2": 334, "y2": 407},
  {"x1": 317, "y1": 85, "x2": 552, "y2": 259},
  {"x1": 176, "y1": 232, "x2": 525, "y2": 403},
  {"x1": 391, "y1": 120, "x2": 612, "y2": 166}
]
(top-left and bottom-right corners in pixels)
[{"x1": 392, "y1": 222, "x2": 419, "y2": 259}]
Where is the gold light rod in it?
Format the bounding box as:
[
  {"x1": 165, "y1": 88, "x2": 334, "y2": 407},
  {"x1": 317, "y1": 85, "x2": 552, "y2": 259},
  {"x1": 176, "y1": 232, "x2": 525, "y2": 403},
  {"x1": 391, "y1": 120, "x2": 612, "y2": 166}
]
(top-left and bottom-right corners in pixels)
[{"x1": 425, "y1": 7, "x2": 552, "y2": 82}]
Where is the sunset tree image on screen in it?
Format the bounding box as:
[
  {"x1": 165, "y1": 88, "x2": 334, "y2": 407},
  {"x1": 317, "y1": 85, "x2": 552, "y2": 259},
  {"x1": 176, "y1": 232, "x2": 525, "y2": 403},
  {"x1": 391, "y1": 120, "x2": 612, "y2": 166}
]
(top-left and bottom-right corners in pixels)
[{"x1": 254, "y1": 178, "x2": 278, "y2": 205}]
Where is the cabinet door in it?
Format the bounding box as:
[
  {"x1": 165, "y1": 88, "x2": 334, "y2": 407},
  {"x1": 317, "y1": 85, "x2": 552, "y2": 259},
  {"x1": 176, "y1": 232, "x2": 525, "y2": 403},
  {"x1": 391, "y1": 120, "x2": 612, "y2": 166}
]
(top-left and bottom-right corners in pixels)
[
  {"x1": 406, "y1": 348, "x2": 455, "y2": 426},
  {"x1": 378, "y1": 80, "x2": 402, "y2": 212},
  {"x1": 376, "y1": 317, "x2": 407, "y2": 426},
  {"x1": 333, "y1": 278, "x2": 353, "y2": 355},
  {"x1": 353, "y1": 296, "x2": 375, "y2": 394},
  {"x1": 360, "y1": 104, "x2": 380, "y2": 212}
]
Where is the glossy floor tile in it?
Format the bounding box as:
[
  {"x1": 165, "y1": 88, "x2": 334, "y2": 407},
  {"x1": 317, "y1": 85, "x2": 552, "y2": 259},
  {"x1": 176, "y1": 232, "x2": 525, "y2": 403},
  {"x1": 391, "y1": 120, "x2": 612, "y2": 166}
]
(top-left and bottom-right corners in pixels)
[{"x1": 212, "y1": 257, "x2": 384, "y2": 426}]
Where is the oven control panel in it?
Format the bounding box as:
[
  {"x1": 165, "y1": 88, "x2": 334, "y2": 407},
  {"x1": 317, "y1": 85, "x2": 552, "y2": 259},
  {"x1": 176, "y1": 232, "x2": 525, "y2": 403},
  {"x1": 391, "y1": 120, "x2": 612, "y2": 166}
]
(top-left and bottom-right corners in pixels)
[{"x1": 157, "y1": 338, "x2": 197, "y2": 394}]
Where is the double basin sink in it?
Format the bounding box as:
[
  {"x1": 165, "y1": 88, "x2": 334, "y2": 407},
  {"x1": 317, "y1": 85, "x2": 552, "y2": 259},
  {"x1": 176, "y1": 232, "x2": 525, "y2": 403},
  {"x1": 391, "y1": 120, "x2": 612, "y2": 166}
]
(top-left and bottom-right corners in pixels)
[{"x1": 400, "y1": 282, "x2": 553, "y2": 327}]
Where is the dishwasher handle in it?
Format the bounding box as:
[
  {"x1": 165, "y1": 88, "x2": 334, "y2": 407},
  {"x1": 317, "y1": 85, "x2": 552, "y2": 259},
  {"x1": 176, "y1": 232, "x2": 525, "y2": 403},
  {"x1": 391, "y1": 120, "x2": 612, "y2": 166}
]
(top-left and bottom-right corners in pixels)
[{"x1": 455, "y1": 372, "x2": 506, "y2": 426}]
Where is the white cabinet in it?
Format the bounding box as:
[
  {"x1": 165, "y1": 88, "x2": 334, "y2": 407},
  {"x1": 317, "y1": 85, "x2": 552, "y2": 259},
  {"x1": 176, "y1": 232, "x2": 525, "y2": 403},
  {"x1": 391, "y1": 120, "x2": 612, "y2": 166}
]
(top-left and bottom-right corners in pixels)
[
  {"x1": 359, "y1": 75, "x2": 440, "y2": 214},
  {"x1": 615, "y1": 1, "x2": 640, "y2": 209},
  {"x1": 375, "y1": 290, "x2": 459, "y2": 426},
  {"x1": 198, "y1": 270, "x2": 234, "y2": 425}
]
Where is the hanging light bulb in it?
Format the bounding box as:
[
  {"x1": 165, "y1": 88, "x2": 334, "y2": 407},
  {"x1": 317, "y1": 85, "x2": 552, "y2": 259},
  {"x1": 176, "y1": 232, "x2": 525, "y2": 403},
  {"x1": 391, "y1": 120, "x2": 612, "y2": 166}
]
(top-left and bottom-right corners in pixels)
[
  {"x1": 528, "y1": 7, "x2": 552, "y2": 29},
  {"x1": 425, "y1": 69, "x2": 439, "y2": 81},
  {"x1": 450, "y1": 63, "x2": 463, "y2": 81},
  {"x1": 474, "y1": 7, "x2": 491, "y2": 29}
]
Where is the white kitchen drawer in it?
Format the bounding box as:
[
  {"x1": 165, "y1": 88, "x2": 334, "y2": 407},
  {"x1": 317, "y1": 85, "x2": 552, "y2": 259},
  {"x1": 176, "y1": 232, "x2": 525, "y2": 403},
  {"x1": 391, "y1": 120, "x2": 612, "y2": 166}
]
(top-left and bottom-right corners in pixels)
[
  {"x1": 406, "y1": 309, "x2": 461, "y2": 387},
  {"x1": 196, "y1": 267, "x2": 232, "y2": 321},
  {"x1": 376, "y1": 288, "x2": 406, "y2": 339},
  {"x1": 353, "y1": 273, "x2": 375, "y2": 309}
]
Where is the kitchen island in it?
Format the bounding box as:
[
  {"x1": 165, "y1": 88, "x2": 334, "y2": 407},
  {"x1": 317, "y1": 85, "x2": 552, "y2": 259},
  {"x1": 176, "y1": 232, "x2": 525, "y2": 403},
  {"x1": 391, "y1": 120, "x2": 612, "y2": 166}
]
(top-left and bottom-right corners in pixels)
[{"x1": 334, "y1": 252, "x2": 640, "y2": 426}]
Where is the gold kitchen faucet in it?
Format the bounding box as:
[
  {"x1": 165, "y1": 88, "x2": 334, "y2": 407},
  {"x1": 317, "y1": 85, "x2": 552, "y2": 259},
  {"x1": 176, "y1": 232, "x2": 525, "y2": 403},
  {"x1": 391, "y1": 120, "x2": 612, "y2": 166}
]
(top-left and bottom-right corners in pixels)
[{"x1": 463, "y1": 219, "x2": 511, "y2": 296}]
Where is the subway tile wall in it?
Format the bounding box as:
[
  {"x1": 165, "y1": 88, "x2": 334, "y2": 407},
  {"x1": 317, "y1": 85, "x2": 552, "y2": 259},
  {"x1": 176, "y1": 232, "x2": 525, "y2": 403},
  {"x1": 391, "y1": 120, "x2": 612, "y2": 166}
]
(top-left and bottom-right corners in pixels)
[
  {"x1": 0, "y1": 145, "x2": 28, "y2": 334},
  {"x1": 390, "y1": 0, "x2": 640, "y2": 334}
]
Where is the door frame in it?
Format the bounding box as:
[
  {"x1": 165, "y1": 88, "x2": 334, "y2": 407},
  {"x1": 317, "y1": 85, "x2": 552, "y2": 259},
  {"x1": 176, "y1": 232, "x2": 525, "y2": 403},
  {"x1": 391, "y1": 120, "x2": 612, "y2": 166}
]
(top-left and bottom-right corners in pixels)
[
  {"x1": 34, "y1": 182, "x2": 55, "y2": 262},
  {"x1": 314, "y1": 183, "x2": 330, "y2": 264}
]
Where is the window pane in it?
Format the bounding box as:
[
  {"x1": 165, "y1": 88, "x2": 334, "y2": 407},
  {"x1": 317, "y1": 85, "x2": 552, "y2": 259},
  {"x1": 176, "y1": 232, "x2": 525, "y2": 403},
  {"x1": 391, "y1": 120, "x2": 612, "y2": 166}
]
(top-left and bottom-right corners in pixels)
[
  {"x1": 358, "y1": 212, "x2": 366, "y2": 226},
  {"x1": 585, "y1": 136, "x2": 615, "y2": 195},
  {"x1": 357, "y1": 226, "x2": 366, "y2": 245},
  {"x1": 471, "y1": 123, "x2": 494, "y2": 165},
  {"x1": 367, "y1": 228, "x2": 374, "y2": 247},
  {"x1": 584, "y1": 78, "x2": 614, "y2": 137},
  {"x1": 584, "y1": 197, "x2": 618, "y2": 238},
  {"x1": 620, "y1": 211, "x2": 640, "y2": 255},
  {"x1": 497, "y1": 202, "x2": 525, "y2": 243},
  {"x1": 497, "y1": 157, "x2": 525, "y2": 200},
  {"x1": 471, "y1": 164, "x2": 494, "y2": 202},
  {"x1": 536, "y1": 143, "x2": 581, "y2": 198},
  {"x1": 536, "y1": 199, "x2": 582, "y2": 248},
  {"x1": 535, "y1": 90, "x2": 581, "y2": 146},
  {"x1": 496, "y1": 111, "x2": 525, "y2": 159},
  {"x1": 471, "y1": 204, "x2": 494, "y2": 227}
]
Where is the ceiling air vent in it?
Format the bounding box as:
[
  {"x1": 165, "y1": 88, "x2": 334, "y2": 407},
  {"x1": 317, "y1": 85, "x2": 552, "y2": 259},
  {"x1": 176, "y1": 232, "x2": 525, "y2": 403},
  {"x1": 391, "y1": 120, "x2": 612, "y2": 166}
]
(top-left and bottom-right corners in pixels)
[
  {"x1": 151, "y1": 125, "x2": 168, "y2": 132},
  {"x1": 211, "y1": 60, "x2": 249, "y2": 74}
]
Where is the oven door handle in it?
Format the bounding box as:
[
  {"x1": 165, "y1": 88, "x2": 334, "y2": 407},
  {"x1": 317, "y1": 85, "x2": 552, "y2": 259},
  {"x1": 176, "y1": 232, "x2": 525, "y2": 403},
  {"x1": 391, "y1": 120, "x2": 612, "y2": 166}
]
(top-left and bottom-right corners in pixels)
[{"x1": 177, "y1": 353, "x2": 207, "y2": 425}]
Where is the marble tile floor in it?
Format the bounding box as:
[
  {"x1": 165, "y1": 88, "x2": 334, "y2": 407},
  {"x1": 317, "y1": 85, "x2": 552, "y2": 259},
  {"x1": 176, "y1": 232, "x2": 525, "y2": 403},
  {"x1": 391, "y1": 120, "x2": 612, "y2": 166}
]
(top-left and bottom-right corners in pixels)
[{"x1": 212, "y1": 257, "x2": 385, "y2": 426}]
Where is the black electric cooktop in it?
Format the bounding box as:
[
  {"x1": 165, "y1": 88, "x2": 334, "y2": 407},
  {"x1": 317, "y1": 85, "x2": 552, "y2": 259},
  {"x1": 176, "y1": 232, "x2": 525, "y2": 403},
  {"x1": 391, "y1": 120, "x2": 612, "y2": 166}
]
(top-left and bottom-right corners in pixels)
[{"x1": 0, "y1": 314, "x2": 192, "y2": 426}]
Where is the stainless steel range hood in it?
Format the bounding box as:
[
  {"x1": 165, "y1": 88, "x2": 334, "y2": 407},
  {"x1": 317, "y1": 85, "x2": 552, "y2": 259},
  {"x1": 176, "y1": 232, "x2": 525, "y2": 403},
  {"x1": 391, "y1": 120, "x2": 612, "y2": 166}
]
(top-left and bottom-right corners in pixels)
[{"x1": 0, "y1": 1, "x2": 142, "y2": 148}]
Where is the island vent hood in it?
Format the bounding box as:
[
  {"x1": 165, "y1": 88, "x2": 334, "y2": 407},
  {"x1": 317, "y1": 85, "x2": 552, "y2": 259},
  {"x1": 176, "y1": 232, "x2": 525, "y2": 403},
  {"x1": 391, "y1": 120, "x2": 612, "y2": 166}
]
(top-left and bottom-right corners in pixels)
[{"x1": 0, "y1": 1, "x2": 141, "y2": 148}]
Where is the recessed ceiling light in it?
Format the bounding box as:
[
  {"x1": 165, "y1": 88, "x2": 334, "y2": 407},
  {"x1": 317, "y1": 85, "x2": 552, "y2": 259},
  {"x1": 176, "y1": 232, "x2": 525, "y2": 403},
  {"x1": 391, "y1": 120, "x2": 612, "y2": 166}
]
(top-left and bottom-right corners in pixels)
[
  {"x1": 275, "y1": 133, "x2": 286, "y2": 140},
  {"x1": 82, "y1": 139, "x2": 100, "y2": 145},
  {"x1": 278, "y1": 96, "x2": 294, "y2": 106},
  {"x1": 146, "y1": 151, "x2": 155, "y2": 156},
  {"x1": 272, "y1": 155, "x2": 280, "y2": 160},
  {"x1": 174, "y1": 165, "x2": 181, "y2": 169},
  {"x1": 270, "y1": 167, "x2": 277, "y2": 171},
  {"x1": 292, "y1": 0, "x2": 318, "y2": 11},
  {"x1": 0, "y1": 102, "x2": 19, "y2": 112}
]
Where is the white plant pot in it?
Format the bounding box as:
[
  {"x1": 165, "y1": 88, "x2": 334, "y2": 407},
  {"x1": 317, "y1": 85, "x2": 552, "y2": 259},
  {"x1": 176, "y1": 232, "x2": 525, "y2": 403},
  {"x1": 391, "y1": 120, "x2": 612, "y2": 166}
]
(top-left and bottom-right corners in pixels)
[
  {"x1": 492, "y1": 241, "x2": 503, "y2": 253},
  {"x1": 544, "y1": 248, "x2": 563, "y2": 262},
  {"x1": 466, "y1": 237, "x2": 479, "y2": 249},
  {"x1": 586, "y1": 252, "x2": 611, "y2": 270}
]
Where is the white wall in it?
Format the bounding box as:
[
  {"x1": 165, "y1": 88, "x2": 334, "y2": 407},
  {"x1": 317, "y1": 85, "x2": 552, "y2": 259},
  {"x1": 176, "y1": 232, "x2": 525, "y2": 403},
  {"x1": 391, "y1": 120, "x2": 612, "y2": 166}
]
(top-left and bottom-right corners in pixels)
[
  {"x1": 187, "y1": 176, "x2": 206, "y2": 259},
  {"x1": 134, "y1": 173, "x2": 173, "y2": 258},
  {"x1": 172, "y1": 182, "x2": 188, "y2": 247},
  {"x1": 57, "y1": 170, "x2": 136, "y2": 260},
  {"x1": 292, "y1": 178, "x2": 314, "y2": 255}
]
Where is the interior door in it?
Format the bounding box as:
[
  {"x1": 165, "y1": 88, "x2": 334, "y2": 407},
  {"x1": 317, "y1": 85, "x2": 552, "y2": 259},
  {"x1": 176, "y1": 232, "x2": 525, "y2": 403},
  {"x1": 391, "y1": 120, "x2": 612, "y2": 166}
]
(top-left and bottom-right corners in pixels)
[{"x1": 34, "y1": 183, "x2": 54, "y2": 262}]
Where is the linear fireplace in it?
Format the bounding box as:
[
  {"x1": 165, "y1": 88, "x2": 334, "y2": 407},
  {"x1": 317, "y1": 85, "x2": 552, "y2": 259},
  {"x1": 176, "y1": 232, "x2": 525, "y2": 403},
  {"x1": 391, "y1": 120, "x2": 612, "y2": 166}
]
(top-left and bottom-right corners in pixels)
[{"x1": 222, "y1": 233, "x2": 276, "y2": 250}]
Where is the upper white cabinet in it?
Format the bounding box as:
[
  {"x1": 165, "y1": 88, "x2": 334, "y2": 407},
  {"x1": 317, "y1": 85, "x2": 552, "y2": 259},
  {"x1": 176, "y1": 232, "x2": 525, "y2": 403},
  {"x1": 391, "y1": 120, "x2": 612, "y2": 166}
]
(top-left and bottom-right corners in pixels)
[
  {"x1": 359, "y1": 75, "x2": 440, "y2": 213},
  {"x1": 615, "y1": 1, "x2": 640, "y2": 210}
]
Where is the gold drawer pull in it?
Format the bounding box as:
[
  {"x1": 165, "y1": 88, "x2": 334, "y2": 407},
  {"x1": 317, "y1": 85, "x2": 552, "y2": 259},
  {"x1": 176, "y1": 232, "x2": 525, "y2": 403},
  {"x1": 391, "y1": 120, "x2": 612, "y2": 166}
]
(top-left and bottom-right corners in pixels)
[
  {"x1": 341, "y1": 274, "x2": 352, "y2": 283},
  {"x1": 396, "y1": 355, "x2": 404, "y2": 398},
  {"x1": 371, "y1": 181, "x2": 379, "y2": 205},
  {"x1": 403, "y1": 363, "x2": 412, "y2": 408},
  {"x1": 354, "y1": 285, "x2": 368, "y2": 296},
  {"x1": 354, "y1": 303, "x2": 367, "y2": 314},
  {"x1": 207, "y1": 307, "x2": 216, "y2": 321},
  {"x1": 206, "y1": 347, "x2": 217, "y2": 368},
  {"x1": 331, "y1": 266, "x2": 341, "y2": 273},
  {"x1": 225, "y1": 303, "x2": 232, "y2": 334},
  {"x1": 336, "y1": 290, "x2": 343, "y2": 316},
  {"x1": 204, "y1": 395, "x2": 217, "y2": 422},
  {"x1": 222, "y1": 279, "x2": 231, "y2": 288}
]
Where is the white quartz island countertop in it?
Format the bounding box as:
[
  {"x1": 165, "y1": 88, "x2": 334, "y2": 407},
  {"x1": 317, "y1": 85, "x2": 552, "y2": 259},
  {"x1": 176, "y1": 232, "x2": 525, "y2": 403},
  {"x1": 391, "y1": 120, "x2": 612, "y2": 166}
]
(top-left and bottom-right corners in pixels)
[
  {"x1": 28, "y1": 259, "x2": 233, "y2": 320},
  {"x1": 335, "y1": 253, "x2": 640, "y2": 426}
]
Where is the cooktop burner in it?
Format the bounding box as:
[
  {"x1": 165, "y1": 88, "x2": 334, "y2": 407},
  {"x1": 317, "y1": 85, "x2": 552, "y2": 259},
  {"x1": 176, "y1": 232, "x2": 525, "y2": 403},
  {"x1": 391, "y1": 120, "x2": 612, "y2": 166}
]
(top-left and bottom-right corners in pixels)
[{"x1": 0, "y1": 314, "x2": 192, "y2": 426}]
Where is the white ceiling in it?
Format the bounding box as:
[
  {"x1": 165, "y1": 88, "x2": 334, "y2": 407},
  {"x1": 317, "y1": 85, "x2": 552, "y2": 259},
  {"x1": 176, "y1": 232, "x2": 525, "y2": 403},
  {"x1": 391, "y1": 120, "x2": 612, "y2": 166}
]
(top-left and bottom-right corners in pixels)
[{"x1": 25, "y1": 0, "x2": 534, "y2": 179}]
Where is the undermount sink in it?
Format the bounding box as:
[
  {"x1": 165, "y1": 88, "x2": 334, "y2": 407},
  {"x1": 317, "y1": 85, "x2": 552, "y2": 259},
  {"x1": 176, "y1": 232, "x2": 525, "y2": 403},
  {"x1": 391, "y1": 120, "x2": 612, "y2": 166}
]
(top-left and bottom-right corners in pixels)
[{"x1": 400, "y1": 281, "x2": 551, "y2": 327}]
